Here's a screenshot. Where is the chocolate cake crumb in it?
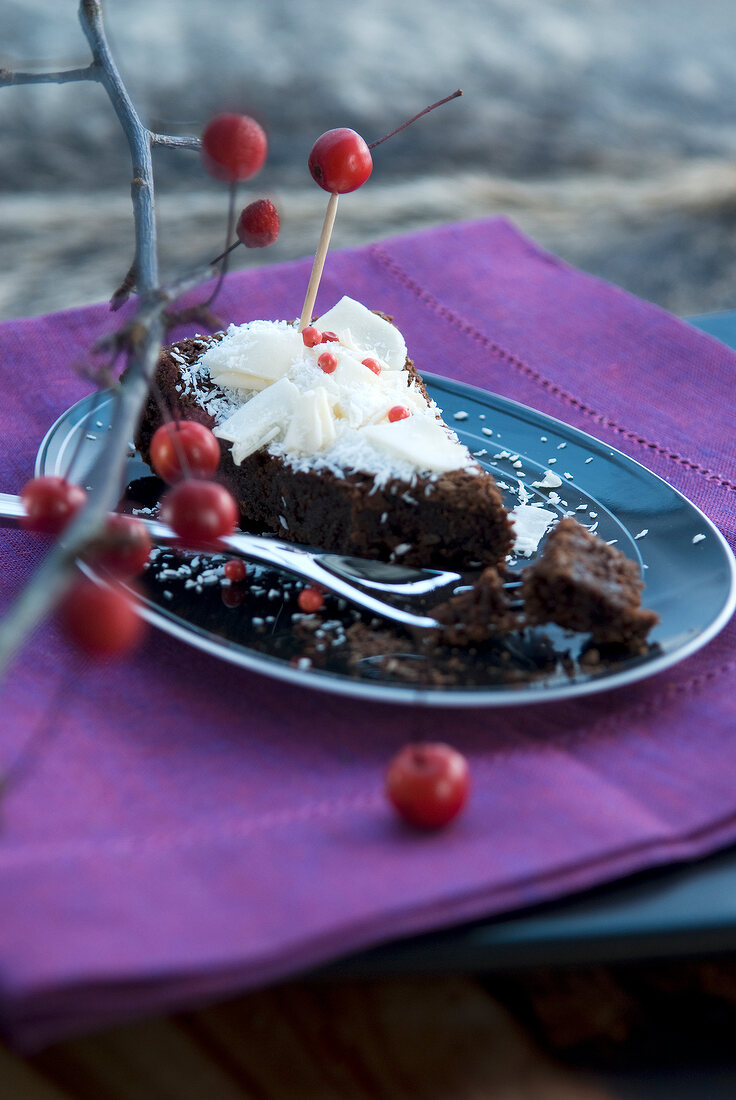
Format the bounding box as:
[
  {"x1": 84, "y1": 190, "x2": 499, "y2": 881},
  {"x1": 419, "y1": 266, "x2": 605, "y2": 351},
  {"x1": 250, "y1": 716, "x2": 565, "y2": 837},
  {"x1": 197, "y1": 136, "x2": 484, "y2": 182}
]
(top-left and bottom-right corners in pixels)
[
  {"x1": 521, "y1": 517, "x2": 659, "y2": 651},
  {"x1": 431, "y1": 567, "x2": 519, "y2": 646}
]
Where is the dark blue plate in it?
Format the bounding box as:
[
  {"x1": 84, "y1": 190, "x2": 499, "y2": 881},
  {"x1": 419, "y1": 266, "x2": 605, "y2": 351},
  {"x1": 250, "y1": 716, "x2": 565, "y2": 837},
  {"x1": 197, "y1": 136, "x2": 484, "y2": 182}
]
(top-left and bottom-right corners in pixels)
[{"x1": 36, "y1": 335, "x2": 735, "y2": 707}]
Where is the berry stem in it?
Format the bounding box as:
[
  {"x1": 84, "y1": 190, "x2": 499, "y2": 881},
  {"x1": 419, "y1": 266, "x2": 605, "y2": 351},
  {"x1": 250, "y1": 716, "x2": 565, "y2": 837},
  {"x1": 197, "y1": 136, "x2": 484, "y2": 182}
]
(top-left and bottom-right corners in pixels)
[
  {"x1": 299, "y1": 191, "x2": 339, "y2": 331},
  {"x1": 368, "y1": 88, "x2": 463, "y2": 150},
  {"x1": 202, "y1": 180, "x2": 238, "y2": 308},
  {"x1": 209, "y1": 239, "x2": 241, "y2": 267}
]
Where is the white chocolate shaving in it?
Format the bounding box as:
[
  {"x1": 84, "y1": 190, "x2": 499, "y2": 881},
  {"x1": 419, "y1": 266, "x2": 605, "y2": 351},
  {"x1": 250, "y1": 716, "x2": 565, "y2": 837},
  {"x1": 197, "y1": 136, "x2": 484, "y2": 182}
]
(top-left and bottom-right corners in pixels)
[{"x1": 197, "y1": 299, "x2": 475, "y2": 483}]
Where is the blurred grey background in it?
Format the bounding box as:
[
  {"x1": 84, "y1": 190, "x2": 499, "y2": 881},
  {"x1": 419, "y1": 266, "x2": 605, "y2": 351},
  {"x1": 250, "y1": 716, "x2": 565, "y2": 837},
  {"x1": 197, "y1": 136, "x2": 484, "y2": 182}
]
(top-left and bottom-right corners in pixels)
[{"x1": 2, "y1": 0, "x2": 736, "y2": 320}]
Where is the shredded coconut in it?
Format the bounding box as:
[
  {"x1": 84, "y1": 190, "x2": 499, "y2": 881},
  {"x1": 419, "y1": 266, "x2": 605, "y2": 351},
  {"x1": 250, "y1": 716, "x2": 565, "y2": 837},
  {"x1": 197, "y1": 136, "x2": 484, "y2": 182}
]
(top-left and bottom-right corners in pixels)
[{"x1": 183, "y1": 306, "x2": 477, "y2": 485}]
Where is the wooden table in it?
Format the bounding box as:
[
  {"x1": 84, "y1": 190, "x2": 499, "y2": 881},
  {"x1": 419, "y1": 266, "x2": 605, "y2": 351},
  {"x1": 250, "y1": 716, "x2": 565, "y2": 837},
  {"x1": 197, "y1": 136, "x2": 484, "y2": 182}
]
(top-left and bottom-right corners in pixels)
[
  {"x1": 1, "y1": 974, "x2": 612, "y2": 1099},
  {"x1": 7, "y1": 958, "x2": 736, "y2": 1098}
]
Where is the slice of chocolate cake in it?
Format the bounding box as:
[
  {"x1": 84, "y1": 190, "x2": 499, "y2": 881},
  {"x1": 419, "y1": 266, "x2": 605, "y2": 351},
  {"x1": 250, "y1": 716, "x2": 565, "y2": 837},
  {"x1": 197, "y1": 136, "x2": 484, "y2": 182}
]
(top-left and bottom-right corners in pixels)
[
  {"x1": 521, "y1": 517, "x2": 659, "y2": 650},
  {"x1": 134, "y1": 297, "x2": 513, "y2": 569}
]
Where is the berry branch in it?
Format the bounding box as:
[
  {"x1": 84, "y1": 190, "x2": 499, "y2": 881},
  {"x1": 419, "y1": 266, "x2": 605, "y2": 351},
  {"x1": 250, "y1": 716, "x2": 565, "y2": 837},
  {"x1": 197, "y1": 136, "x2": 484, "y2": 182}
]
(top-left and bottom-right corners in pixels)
[
  {"x1": 1, "y1": 0, "x2": 202, "y2": 305},
  {"x1": 0, "y1": 273, "x2": 205, "y2": 675},
  {"x1": 0, "y1": 0, "x2": 212, "y2": 675}
]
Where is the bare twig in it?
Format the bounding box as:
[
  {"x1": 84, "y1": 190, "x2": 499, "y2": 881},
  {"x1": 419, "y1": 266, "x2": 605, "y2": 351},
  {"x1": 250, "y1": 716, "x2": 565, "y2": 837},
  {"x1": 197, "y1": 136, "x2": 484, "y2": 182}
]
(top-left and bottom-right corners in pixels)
[
  {"x1": 163, "y1": 302, "x2": 224, "y2": 332},
  {"x1": 199, "y1": 181, "x2": 238, "y2": 309},
  {"x1": 367, "y1": 89, "x2": 463, "y2": 150},
  {"x1": 78, "y1": 0, "x2": 160, "y2": 292},
  {"x1": 110, "y1": 261, "x2": 139, "y2": 312},
  {"x1": 0, "y1": 65, "x2": 97, "y2": 86},
  {"x1": 150, "y1": 133, "x2": 201, "y2": 150}
]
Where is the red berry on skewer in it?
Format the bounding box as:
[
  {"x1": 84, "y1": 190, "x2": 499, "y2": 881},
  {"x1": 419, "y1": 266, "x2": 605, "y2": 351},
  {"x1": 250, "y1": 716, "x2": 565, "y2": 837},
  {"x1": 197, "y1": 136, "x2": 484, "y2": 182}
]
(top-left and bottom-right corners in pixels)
[
  {"x1": 308, "y1": 128, "x2": 373, "y2": 194},
  {"x1": 300, "y1": 92, "x2": 461, "y2": 334},
  {"x1": 150, "y1": 421, "x2": 221, "y2": 484},
  {"x1": 20, "y1": 476, "x2": 87, "y2": 535},
  {"x1": 160, "y1": 479, "x2": 238, "y2": 544},
  {"x1": 236, "y1": 198, "x2": 280, "y2": 248},
  {"x1": 60, "y1": 577, "x2": 145, "y2": 658},
  {"x1": 388, "y1": 405, "x2": 410, "y2": 423},
  {"x1": 201, "y1": 113, "x2": 267, "y2": 182},
  {"x1": 362, "y1": 358, "x2": 382, "y2": 376},
  {"x1": 318, "y1": 351, "x2": 338, "y2": 374},
  {"x1": 297, "y1": 586, "x2": 324, "y2": 613},
  {"x1": 386, "y1": 742, "x2": 470, "y2": 829},
  {"x1": 89, "y1": 513, "x2": 152, "y2": 577}
]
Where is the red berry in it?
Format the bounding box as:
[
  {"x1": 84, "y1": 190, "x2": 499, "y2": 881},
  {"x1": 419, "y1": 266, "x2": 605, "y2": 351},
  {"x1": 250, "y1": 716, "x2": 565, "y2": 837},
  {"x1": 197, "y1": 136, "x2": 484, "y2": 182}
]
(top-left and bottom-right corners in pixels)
[
  {"x1": 224, "y1": 558, "x2": 247, "y2": 583},
  {"x1": 298, "y1": 586, "x2": 324, "y2": 613},
  {"x1": 318, "y1": 351, "x2": 338, "y2": 374},
  {"x1": 386, "y1": 742, "x2": 470, "y2": 829},
  {"x1": 160, "y1": 479, "x2": 238, "y2": 544},
  {"x1": 201, "y1": 113, "x2": 267, "y2": 182},
  {"x1": 321, "y1": 331, "x2": 339, "y2": 343},
  {"x1": 150, "y1": 420, "x2": 221, "y2": 484},
  {"x1": 89, "y1": 513, "x2": 152, "y2": 577},
  {"x1": 236, "y1": 198, "x2": 280, "y2": 248},
  {"x1": 222, "y1": 584, "x2": 245, "y2": 609},
  {"x1": 308, "y1": 128, "x2": 373, "y2": 194},
  {"x1": 301, "y1": 326, "x2": 322, "y2": 347},
  {"x1": 60, "y1": 577, "x2": 145, "y2": 658},
  {"x1": 20, "y1": 476, "x2": 87, "y2": 535},
  {"x1": 388, "y1": 405, "x2": 410, "y2": 423},
  {"x1": 362, "y1": 358, "x2": 382, "y2": 375},
  {"x1": 289, "y1": 655, "x2": 312, "y2": 670}
]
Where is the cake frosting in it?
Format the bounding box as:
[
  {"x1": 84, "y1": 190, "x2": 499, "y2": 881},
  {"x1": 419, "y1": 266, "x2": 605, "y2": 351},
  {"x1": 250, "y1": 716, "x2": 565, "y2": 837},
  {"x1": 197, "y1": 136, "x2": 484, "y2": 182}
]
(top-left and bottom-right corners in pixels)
[{"x1": 183, "y1": 297, "x2": 478, "y2": 488}]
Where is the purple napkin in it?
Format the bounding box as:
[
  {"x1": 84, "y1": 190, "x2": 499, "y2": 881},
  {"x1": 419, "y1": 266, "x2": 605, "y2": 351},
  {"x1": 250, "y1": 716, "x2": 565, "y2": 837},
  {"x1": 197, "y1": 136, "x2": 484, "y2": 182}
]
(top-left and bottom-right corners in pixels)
[{"x1": 1, "y1": 218, "x2": 735, "y2": 1050}]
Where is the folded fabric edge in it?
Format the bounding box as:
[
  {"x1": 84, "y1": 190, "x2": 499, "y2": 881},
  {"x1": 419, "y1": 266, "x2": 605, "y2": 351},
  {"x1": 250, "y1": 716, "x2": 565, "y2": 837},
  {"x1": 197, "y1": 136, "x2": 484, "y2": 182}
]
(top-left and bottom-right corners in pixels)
[{"x1": 7, "y1": 801, "x2": 736, "y2": 1053}]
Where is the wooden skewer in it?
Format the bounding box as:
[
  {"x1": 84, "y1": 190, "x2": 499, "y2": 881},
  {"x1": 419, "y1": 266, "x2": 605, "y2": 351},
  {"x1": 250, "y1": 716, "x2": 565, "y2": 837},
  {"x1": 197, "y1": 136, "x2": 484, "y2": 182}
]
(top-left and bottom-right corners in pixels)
[{"x1": 299, "y1": 191, "x2": 339, "y2": 331}]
